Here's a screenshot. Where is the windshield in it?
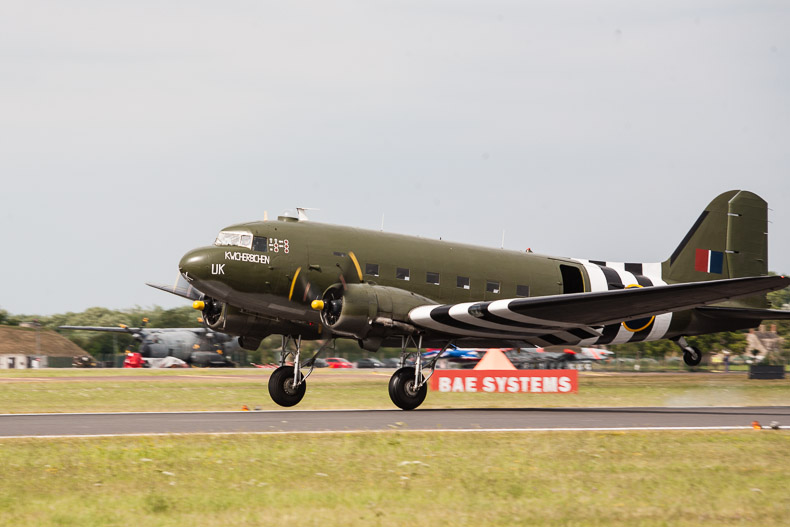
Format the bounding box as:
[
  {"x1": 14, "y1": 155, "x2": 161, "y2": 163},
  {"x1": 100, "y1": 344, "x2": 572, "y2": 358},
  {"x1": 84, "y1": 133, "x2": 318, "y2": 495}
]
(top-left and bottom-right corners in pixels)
[{"x1": 214, "y1": 231, "x2": 253, "y2": 249}]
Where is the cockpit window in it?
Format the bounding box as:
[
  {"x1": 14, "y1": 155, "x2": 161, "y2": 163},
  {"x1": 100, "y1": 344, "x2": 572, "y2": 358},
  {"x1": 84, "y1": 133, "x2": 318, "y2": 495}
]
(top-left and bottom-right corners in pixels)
[
  {"x1": 252, "y1": 236, "x2": 268, "y2": 252},
  {"x1": 214, "y1": 231, "x2": 253, "y2": 249}
]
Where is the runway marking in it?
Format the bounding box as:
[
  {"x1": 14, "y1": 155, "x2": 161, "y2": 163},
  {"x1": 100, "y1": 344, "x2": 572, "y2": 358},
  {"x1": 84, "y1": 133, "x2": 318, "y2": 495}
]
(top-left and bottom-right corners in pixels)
[
  {"x1": 0, "y1": 425, "x2": 772, "y2": 440},
  {"x1": 2, "y1": 405, "x2": 769, "y2": 417},
  {"x1": 0, "y1": 408, "x2": 401, "y2": 417},
  {"x1": 175, "y1": 375, "x2": 263, "y2": 380}
]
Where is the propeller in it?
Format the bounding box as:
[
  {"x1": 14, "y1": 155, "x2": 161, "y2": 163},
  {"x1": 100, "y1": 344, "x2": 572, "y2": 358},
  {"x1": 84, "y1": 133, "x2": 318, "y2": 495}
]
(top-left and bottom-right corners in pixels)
[
  {"x1": 289, "y1": 250, "x2": 364, "y2": 310},
  {"x1": 309, "y1": 251, "x2": 365, "y2": 325},
  {"x1": 288, "y1": 266, "x2": 322, "y2": 305},
  {"x1": 335, "y1": 251, "x2": 364, "y2": 290},
  {"x1": 317, "y1": 287, "x2": 345, "y2": 325},
  {"x1": 196, "y1": 314, "x2": 222, "y2": 355},
  {"x1": 192, "y1": 297, "x2": 222, "y2": 326},
  {"x1": 147, "y1": 275, "x2": 204, "y2": 301}
]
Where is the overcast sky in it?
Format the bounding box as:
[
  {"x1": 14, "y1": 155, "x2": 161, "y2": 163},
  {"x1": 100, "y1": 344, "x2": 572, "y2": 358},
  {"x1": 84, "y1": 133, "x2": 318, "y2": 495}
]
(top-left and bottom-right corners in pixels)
[{"x1": 1, "y1": 1, "x2": 788, "y2": 315}]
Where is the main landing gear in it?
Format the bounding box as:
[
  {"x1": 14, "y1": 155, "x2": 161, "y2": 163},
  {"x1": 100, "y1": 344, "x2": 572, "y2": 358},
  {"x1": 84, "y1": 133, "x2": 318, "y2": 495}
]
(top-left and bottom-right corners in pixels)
[
  {"x1": 268, "y1": 336, "x2": 334, "y2": 407},
  {"x1": 674, "y1": 336, "x2": 702, "y2": 367},
  {"x1": 388, "y1": 337, "x2": 452, "y2": 410},
  {"x1": 267, "y1": 335, "x2": 451, "y2": 411}
]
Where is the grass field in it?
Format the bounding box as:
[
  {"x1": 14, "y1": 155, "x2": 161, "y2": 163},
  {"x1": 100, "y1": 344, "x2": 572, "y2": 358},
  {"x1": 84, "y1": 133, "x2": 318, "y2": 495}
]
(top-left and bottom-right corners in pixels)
[
  {"x1": 0, "y1": 369, "x2": 788, "y2": 413},
  {"x1": 1, "y1": 431, "x2": 789, "y2": 526},
  {"x1": 1, "y1": 370, "x2": 788, "y2": 526}
]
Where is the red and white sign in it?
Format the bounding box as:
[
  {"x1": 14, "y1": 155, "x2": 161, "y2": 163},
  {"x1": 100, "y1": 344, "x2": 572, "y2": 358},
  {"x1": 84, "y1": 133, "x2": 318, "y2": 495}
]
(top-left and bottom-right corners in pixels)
[
  {"x1": 430, "y1": 370, "x2": 577, "y2": 393},
  {"x1": 429, "y1": 349, "x2": 578, "y2": 394}
]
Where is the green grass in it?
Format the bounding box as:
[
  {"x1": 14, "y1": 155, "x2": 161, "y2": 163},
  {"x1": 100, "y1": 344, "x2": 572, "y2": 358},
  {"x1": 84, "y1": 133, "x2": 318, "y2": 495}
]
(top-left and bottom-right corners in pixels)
[
  {"x1": 0, "y1": 431, "x2": 788, "y2": 526},
  {"x1": 2, "y1": 370, "x2": 789, "y2": 526},
  {"x1": 1, "y1": 369, "x2": 788, "y2": 413}
]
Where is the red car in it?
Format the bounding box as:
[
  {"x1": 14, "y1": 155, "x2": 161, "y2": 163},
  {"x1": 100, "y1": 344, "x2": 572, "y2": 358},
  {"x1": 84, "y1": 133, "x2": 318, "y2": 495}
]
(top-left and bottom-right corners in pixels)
[{"x1": 325, "y1": 357, "x2": 354, "y2": 369}]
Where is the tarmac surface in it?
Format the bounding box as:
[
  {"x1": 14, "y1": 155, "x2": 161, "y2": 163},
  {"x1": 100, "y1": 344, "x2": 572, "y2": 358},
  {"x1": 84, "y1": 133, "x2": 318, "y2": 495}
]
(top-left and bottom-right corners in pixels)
[{"x1": 2, "y1": 406, "x2": 788, "y2": 437}]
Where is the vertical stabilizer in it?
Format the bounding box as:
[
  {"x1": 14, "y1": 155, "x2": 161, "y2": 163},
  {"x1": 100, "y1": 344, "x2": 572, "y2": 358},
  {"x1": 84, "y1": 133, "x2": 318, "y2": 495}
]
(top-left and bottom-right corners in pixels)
[{"x1": 663, "y1": 191, "x2": 768, "y2": 307}]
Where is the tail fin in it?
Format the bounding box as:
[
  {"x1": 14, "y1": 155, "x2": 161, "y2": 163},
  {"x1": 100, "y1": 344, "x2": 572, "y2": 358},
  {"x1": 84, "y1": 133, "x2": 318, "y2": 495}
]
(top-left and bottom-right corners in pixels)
[{"x1": 664, "y1": 190, "x2": 768, "y2": 305}]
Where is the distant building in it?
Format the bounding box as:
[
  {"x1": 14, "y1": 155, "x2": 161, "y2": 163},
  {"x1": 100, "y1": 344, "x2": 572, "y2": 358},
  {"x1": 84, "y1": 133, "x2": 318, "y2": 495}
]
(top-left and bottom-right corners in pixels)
[
  {"x1": 745, "y1": 324, "x2": 784, "y2": 362},
  {"x1": 0, "y1": 325, "x2": 88, "y2": 368}
]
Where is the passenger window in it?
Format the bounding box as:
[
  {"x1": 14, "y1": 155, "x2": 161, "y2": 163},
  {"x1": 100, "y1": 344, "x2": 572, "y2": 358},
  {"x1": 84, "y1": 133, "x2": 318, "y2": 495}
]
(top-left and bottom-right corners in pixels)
[
  {"x1": 252, "y1": 236, "x2": 268, "y2": 252},
  {"x1": 365, "y1": 263, "x2": 379, "y2": 277},
  {"x1": 516, "y1": 285, "x2": 530, "y2": 297},
  {"x1": 457, "y1": 276, "x2": 470, "y2": 290},
  {"x1": 396, "y1": 267, "x2": 410, "y2": 281},
  {"x1": 426, "y1": 272, "x2": 440, "y2": 285},
  {"x1": 486, "y1": 281, "x2": 501, "y2": 294}
]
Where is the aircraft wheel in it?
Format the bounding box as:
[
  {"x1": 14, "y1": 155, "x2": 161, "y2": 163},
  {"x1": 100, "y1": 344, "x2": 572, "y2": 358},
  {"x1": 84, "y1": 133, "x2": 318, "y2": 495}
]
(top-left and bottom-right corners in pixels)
[
  {"x1": 268, "y1": 366, "x2": 306, "y2": 407},
  {"x1": 683, "y1": 346, "x2": 702, "y2": 367},
  {"x1": 388, "y1": 367, "x2": 427, "y2": 410}
]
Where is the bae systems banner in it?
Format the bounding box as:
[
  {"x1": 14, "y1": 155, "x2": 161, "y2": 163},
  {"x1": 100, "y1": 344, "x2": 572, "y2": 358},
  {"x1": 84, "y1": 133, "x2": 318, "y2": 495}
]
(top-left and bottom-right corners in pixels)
[
  {"x1": 429, "y1": 348, "x2": 578, "y2": 393},
  {"x1": 430, "y1": 369, "x2": 578, "y2": 393}
]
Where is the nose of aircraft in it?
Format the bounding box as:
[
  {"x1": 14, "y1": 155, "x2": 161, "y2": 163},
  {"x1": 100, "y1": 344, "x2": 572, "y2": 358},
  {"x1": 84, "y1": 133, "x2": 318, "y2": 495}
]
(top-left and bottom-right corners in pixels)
[{"x1": 179, "y1": 248, "x2": 213, "y2": 280}]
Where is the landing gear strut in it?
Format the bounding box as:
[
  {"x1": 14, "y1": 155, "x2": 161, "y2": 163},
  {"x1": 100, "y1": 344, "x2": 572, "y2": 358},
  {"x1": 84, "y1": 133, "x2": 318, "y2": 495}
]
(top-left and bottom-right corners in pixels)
[
  {"x1": 268, "y1": 336, "x2": 334, "y2": 407},
  {"x1": 388, "y1": 337, "x2": 452, "y2": 410},
  {"x1": 674, "y1": 336, "x2": 702, "y2": 367}
]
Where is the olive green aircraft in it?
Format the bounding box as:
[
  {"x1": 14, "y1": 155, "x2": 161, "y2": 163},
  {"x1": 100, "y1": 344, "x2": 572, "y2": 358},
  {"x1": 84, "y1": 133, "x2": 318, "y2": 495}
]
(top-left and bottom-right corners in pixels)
[{"x1": 150, "y1": 190, "x2": 790, "y2": 410}]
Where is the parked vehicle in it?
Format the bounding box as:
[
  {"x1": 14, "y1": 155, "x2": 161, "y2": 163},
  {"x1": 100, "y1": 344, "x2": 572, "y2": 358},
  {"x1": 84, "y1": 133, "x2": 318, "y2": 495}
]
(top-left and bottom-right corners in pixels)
[
  {"x1": 356, "y1": 358, "x2": 385, "y2": 369},
  {"x1": 381, "y1": 358, "x2": 402, "y2": 368},
  {"x1": 325, "y1": 357, "x2": 354, "y2": 369}
]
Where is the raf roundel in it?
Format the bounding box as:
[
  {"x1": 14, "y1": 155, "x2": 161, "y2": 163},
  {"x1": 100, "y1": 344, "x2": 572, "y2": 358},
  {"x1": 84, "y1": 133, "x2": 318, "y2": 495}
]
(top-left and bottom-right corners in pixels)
[{"x1": 621, "y1": 284, "x2": 655, "y2": 332}]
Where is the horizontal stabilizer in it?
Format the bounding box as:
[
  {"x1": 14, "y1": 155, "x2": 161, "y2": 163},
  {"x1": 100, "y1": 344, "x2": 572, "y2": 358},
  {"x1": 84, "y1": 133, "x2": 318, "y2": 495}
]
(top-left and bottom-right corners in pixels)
[
  {"x1": 695, "y1": 306, "x2": 790, "y2": 320},
  {"x1": 146, "y1": 275, "x2": 204, "y2": 301}
]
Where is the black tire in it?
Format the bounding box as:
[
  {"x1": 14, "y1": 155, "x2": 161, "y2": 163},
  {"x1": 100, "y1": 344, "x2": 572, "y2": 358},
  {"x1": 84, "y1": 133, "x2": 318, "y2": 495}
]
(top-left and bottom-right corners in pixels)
[
  {"x1": 268, "y1": 366, "x2": 306, "y2": 407},
  {"x1": 388, "y1": 367, "x2": 427, "y2": 410},
  {"x1": 683, "y1": 346, "x2": 702, "y2": 367}
]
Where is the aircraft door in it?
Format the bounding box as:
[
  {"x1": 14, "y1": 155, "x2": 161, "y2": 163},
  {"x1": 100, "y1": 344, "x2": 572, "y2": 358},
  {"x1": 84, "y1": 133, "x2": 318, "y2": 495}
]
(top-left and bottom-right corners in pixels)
[{"x1": 560, "y1": 264, "x2": 585, "y2": 294}]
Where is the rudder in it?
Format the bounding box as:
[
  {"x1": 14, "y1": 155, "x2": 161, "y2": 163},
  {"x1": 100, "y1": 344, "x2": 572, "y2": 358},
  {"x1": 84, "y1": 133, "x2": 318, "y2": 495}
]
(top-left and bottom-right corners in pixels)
[{"x1": 664, "y1": 190, "x2": 768, "y2": 289}]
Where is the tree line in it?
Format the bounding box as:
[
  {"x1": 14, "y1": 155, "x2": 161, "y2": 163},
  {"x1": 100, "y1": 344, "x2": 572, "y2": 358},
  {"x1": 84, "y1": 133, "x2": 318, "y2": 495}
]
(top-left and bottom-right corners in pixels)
[{"x1": 1, "y1": 283, "x2": 789, "y2": 361}]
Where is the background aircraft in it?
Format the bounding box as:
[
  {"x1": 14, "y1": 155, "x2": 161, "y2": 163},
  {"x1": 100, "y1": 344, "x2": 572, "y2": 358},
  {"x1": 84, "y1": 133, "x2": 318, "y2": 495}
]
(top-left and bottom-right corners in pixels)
[
  {"x1": 506, "y1": 347, "x2": 614, "y2": 370},
  {"x1": 422, "y1": 346, "x2": 482, "y2": 368},
  {"x1": 154, "y1": 190, "x2": 790, "y2": 409},
  {"x1": 422, "y1": 346, "x2": 613, "y2": 369},
  {"x1": 59, "y1": 320, "x2": 238, "y2": 367}
]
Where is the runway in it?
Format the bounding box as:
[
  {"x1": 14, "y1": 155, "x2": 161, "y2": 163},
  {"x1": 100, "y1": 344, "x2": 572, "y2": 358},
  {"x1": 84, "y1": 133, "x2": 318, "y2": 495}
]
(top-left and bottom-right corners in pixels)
[{"x1": 1, "y1": 406, "x2": 788, "y2": 438}]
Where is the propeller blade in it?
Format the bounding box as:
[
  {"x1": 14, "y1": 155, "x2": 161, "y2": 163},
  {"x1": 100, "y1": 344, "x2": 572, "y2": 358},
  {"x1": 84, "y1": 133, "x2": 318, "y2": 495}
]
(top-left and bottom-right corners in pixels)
[
  {"x1": 335, "y1": 251, "x2": 364, "y2": 290},
  {"x1": 288, "y1": 266, "x2": 322, "y2": 304},
  {"x1": 147, "y1": 275, "x2": 204, "y2": 301}
]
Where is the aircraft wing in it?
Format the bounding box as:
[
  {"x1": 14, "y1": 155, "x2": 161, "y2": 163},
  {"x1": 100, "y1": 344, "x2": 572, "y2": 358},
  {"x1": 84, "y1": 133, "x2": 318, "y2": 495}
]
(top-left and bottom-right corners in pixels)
[
  {"x1": 60, "y1": 325, "x2": 209, "y2": 335},
  {"x1": 146, "y1": 275, "x2": 204, "y2": 301},
  {"x1": 408, "y1": 275, "x2": 790, "y2": 341}
]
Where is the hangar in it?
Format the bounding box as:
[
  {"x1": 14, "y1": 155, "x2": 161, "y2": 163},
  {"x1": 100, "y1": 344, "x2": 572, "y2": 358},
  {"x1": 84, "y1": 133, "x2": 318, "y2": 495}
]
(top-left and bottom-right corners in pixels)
[{"x1": 0, "y1": 325, "x2": 87, "y2": 368}]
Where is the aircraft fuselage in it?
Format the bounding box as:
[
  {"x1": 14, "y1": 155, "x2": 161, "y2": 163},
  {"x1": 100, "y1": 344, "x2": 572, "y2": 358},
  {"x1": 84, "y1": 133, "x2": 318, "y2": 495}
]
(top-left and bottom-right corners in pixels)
[{"x1": 178, "y1": 217, "x2": 763, "y2": 350}]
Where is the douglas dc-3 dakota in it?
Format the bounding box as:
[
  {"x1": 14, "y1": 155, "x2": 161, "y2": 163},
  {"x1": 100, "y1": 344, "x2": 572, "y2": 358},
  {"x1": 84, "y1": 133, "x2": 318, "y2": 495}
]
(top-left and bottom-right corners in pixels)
[{"x1": 150, "y1": 190, "x2": 790, "y2": 410}]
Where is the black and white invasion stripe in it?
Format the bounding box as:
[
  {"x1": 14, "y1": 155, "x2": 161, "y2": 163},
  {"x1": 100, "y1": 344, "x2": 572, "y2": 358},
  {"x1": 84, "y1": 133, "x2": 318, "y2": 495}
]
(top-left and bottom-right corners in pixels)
[
  {"x1": 572, "y1": 259, "x2": 671, "y2": 345},
  {"x1": 408, "y1": 259, "x2": 673, "y2": 347}
]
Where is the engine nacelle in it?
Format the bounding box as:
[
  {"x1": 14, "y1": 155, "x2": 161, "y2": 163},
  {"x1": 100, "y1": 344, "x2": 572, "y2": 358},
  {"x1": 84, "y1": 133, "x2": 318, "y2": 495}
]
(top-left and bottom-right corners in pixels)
[
  {"x1": 199, "y1": 300, "x2": 322, "y2": 349},
  {"x1": 201, "y1": 301, "x2": 275, "y2": 349},
  {"x1": 319, "y1": 283, "x2": 434, "y2": 351}
]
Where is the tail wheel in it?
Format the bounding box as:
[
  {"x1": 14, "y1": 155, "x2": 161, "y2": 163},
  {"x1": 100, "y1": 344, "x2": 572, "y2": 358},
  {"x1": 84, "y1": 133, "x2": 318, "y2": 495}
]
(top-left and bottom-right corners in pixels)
[
  {"x1": 683, "y1": 346, "x2": 702, "y2": 367},
  {"x1": 388, "y1": 367, "x2": 427, "y2": 410},
  {"x1": 268, "y1": 366, "x2": 306, "y2": 407}
]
